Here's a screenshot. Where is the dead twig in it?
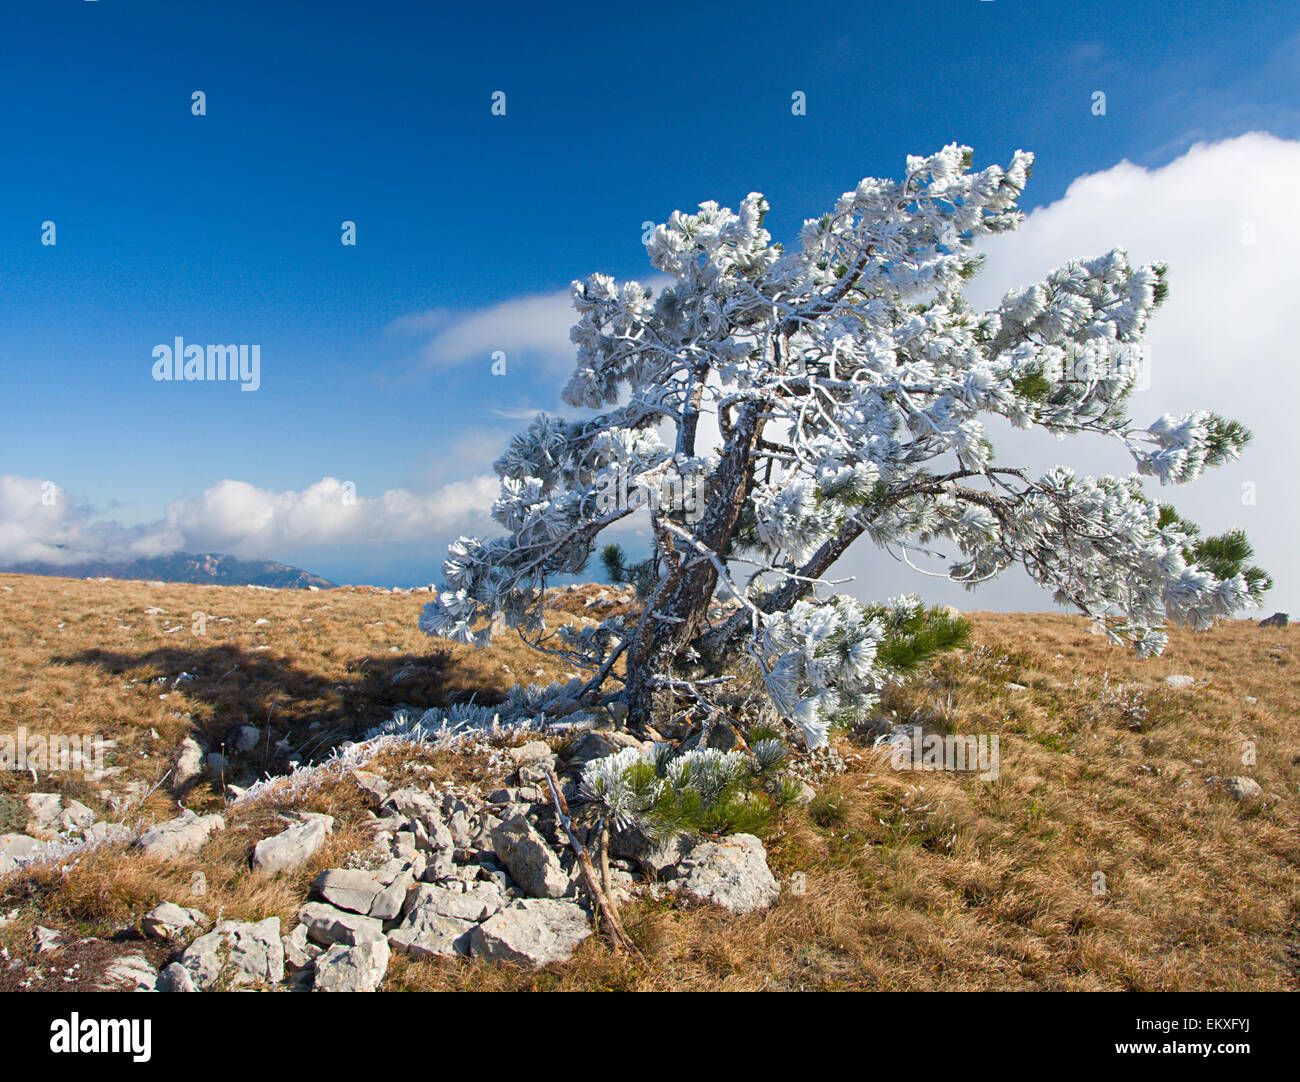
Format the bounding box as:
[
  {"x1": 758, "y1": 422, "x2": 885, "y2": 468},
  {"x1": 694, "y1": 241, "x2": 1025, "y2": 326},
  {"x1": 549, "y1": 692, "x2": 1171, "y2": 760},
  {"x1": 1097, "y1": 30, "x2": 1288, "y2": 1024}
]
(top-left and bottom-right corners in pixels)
[{"x1": 544, "y1": 768, "x2": 643, "y2": 961}]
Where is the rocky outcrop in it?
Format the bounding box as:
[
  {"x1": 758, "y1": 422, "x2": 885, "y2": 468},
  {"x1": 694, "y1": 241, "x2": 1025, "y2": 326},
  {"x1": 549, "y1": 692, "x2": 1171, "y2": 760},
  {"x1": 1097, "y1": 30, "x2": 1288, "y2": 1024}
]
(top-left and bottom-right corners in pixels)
[
  {"x1": 136, "y1": 810, "x2": 225, "y2": 859},
  {"x1": 177, "y1": 917, "x2": 284, "y2": 990},
  {"x1": 668, "y1": 833, "x2": 779, "y2": 914},
  {"x1": 252, "y1": 814, "x2": 333, "y2": 875},
  {"x1": 491, "y1": 817, "x2": 568, "y2": 898},
  {"x1": 469, "y1": 899, "x2": 593, "y2": 966}
]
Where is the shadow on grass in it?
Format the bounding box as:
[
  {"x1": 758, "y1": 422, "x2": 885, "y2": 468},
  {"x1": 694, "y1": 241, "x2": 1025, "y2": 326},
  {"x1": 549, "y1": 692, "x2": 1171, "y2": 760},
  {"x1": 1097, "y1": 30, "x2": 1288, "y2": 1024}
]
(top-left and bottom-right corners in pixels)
[{"x1": 52, "y1": 641, "x2": 510, "y2": 776}]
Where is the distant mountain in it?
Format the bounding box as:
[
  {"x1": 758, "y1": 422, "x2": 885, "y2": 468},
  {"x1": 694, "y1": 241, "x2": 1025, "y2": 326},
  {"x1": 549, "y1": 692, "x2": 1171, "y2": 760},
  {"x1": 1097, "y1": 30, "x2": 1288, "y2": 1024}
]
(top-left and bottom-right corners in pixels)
[{"x1": 4, "y1": 552, "x2": 336, "y2": 590}]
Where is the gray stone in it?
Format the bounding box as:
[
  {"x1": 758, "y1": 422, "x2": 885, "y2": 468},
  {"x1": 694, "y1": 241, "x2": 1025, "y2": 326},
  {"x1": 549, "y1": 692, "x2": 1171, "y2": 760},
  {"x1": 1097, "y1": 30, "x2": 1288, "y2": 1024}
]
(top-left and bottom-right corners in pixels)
[
  {"x1": 233, "y1": 725, "x2": 261, "y2": 752},
  {"x1": 60, "y1": 800, "x2": 96, "y2": 834},
  {"x1": 313, "y1": 938, "x2": 390, "y2": 992},
  {"x1": 368, "y1": 866, "x2": 415, "y2": 920},
  {"x1": 179, "y1": 917, "x2": 284, "y2": 990},
  {"x1": 136, "y1": 811, "x2": 224, "y2": 860},
  {"x1": 350, "y1": 770, "x2": 391, "y2": 805},
  {"x1": 512, "y1": 741, "x2": 558, "y2": 786},
  {"x1": 404, "y1": 881, "x2": 504, "y2": 924},
  {"x1": 141, "y1": 901, "x2": 207, "y2": 940},
  {"x1": 156, "y1": 961, "x2": 197, "y2": 992},
  {"x1": 388, "y1": 915, "x2": 476, "y2": 960},
  {"x1": 283, "y1": 923, "x2": 322, "y2": 971},
  {"x1": 24, "y1": 793, "x2": 63, "y2": 836},
  {"x1": 492, "y1": 817, "x2": 568, "y2": 898},
  {"x1": 1259, "y1": 612, "x2": 1289, "y2": 628},
  {"x1": 312, "y1": 868, "x2": 386, "y2": 914},
  {"x1": 469, "y1": 898, "x2": 592, "y2": 966},
  {"x1": 563, "y1": 730, "x2": 645, "y2": 769},
  {"x1": 670, "y1": 833, "x2": 779, "y2": 914},
  {"x1": 252, "y1": 815, "x2": 333, "y2": 875},
  {"x1": 1164, "y1": 674, "x2": 1195, "y2": 689},
  {"x1": 34, "y1": 925, "x2": 64, "y2": 952},
  {"x1": 0, "y1": 833, "x2": 38, "y2": 875},
  {"x1": 383, "y1": 787, "x2": 442, "y2": 825},
  {"x1": 1223, "y1": 776, "x2": 1263, "y2": 801},
  {"x1": 172, "y1": 736, "x2": 204, "y2": 794},
  {"x1": 297, "y1": 901, "x2": 385, "y2": 946}
]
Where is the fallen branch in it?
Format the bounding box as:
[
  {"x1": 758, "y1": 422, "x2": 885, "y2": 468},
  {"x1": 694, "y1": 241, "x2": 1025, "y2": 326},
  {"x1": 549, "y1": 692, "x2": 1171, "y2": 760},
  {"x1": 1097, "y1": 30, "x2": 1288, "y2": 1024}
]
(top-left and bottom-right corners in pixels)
[{"x1": 544, "y1": 768, "x2": 643, "y2": 960}]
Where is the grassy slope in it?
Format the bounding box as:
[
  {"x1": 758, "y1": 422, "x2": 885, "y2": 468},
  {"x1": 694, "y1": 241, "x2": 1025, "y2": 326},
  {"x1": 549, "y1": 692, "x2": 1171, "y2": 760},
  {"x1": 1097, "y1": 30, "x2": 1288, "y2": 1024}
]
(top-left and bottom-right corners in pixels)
[{"x1": 0, "y1": 572, "x2": 1296, "y2": 991}]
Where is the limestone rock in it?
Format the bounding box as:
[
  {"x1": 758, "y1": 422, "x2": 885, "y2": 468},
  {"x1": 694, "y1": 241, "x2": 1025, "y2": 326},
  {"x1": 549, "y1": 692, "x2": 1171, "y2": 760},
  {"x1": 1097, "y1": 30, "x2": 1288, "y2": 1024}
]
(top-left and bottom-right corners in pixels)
[
  {"x1": 99, "y1": 952, "x2": 157, "y2": 992},
  {"x1": 313, "y1": 939, "x2": 390, "y2": 992},
  {"x1": 136, "y1": 810, "x2": 224, "y2": 859},
  {"x1": 312, "y1": 868, "x2": 386, "y2": 914},
  {"x1": 491, "y1": 817, "x2": 567, "y2": 898},
  {"x1": 142, "y1": 901, "x2": 208, "y2": 940},
  {"x1": 156, "y1": 961, "x2": 197, "y2": 992},
  {"x1": 178, "y1": 917, "x2": 284, "y2": 990},
  {"x1": 252, "y1": 815, "x2": 333, "y2": 875},
  {"x1": 297, "y1": 901, "x2": 385, "y2": 946},
  {"x1": 0, "y1": 833, "x2": 38, "y2": 875},
  {"x1": 172, "y1": 737, "x2": 205, "y2": 795},
  {"x1": 469, "y1": 899, "x2": 592, "y2": 967},
  {"x1": 610, "y1": 823, "x2": 697, "y2": 876},
  {"x1": 670, "y1": 833, "x2": 779, "y2": 914}
]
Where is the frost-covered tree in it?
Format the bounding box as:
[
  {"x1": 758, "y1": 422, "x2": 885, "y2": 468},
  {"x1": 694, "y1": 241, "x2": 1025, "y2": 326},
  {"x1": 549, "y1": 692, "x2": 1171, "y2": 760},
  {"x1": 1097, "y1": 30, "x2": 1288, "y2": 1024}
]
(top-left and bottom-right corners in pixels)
[{"x1": 421, "y1": 145, "x2": 1269, "y2": 748}]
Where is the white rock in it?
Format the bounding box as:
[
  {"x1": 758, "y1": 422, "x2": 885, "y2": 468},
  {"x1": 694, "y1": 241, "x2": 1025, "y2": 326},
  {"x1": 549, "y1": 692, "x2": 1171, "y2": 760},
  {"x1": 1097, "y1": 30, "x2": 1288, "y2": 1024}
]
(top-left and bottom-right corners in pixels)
[
  {"x1": 313, "y1": 868, "x2": 386, "y2": 914},
  {"x1": 297, "y1": 901, "x2": 385, "y2": 946},
  {"x1": 670, "y1": 833, "x2": 779, "y2": 914},
  {"x1": 142, "y1": 901, "x2": 208, "y2": 940},
  {"x1": 1164, "y1": 674, "x2": 1195, "y2": 688},
  {"x1": 404, "y1": 881, "x2": 504, "y2": 924},
  {"x1": 313, "y1": 939, "x2": 390, "y2": 992},
  {"x1": 173, "y1": 737, "x2": 205, "y2": 794},
  {"x1": 0, "y1": 833, "x2": 38, "y2": 874},
  {"x1": 136, "y1": 811, "x2": 225, "y2": 859},
  {"x1": 283, "y1": 923, "x2": 322, "y2": 971},
  {"x1": 252, "y1": 816, "x2": 333, "y2": 876},
  {"x1": 24, "y1": 793, "x2": 63, "y2": 836},
  {"x1": 368, "y1": 867, "x2": 415, "y2": 920},
  {"x1": 491, "y1": 817, "x2": 568, "y2": 898},
  {"x1": 178, "y1": 917, "x2": 284, "y2": 990},
  {"x1": 34, "y1": 925, "x2": 64, "y2": 952},
  {"x1": 470, "y1": 899, "x2": 592, "y2": 967},
  {"x1": 60, "y1": 800, "x2": 96, "y2": 834}
]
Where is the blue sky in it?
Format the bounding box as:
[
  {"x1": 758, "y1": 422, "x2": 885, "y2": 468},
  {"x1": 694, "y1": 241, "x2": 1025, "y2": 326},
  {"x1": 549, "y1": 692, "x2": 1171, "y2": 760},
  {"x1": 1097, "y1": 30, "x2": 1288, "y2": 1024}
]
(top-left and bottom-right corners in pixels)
[{"x1": 2, "y1": 0, "x2": 1298, "y2": 601}]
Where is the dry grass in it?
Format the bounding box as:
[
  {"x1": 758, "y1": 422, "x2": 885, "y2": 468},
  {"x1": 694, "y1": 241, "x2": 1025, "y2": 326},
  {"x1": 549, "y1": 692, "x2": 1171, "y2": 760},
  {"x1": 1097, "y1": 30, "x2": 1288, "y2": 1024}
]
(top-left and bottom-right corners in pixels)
[{"x1": 0, "y1": 573, "x2": 1296, "y2": 990}]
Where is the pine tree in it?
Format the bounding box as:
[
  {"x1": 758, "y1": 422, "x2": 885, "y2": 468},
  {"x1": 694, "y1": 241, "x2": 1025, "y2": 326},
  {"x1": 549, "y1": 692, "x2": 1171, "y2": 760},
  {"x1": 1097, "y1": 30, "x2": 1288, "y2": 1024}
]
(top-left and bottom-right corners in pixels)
[{"x1": 420, "y1": 145, "x2": 1269, "y2": 747}]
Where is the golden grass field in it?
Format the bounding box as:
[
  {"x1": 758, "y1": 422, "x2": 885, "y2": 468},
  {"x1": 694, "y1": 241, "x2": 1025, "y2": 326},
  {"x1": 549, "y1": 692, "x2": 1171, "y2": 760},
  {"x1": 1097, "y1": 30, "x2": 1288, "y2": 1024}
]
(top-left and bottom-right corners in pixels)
[{"x1": 0, "y1": 570, "x2": 1296, "y2": 991}]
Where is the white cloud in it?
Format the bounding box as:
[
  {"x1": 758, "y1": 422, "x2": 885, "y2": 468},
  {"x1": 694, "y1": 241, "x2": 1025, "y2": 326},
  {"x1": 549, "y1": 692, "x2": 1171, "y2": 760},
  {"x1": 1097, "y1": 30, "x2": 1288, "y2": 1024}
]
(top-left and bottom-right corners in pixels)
[
  {"x1": 0, "y1": 473, "x2": 498, "y2": 567},
  {"x1": 388, "y1": 289, "x2": 577, "y2": 374},
  {"x1": 837, "y1": 132, "x2": 1300, "y2": 611}
]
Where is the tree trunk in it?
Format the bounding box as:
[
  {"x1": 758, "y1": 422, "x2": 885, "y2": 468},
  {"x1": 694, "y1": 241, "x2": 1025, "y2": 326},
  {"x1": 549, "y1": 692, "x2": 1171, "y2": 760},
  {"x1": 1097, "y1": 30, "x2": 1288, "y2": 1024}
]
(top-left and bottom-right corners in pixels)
[{"x1": 624, "y1": 396, "x2": 767, "y2": 731}]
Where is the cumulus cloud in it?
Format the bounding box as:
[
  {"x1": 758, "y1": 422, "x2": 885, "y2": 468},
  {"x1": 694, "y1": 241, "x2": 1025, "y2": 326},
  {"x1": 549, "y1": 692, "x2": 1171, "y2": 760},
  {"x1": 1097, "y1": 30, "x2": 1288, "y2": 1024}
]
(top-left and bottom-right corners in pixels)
[
  {"x1": 0, "y1": 473, "x2": 498, "y2": 567},
  {"x1": 837, "y1": 132, "x2": 1300, "y2": 611}
]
